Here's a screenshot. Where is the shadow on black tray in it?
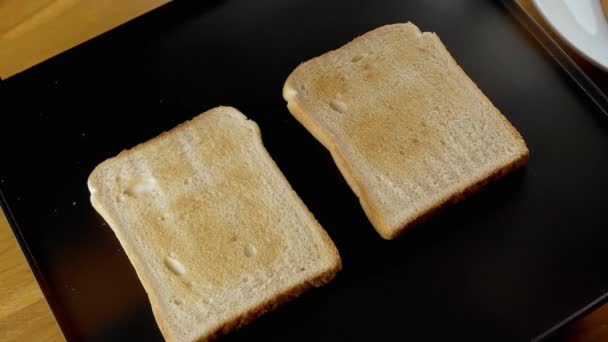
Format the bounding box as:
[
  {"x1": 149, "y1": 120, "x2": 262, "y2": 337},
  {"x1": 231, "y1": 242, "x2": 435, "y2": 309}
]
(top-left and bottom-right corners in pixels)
[{"x1": 221, "y1": 164, "x2": 529, "y2": 341}]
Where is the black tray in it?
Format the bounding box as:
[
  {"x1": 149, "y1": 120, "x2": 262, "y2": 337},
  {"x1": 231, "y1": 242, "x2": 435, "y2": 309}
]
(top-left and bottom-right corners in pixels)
[{"x1": 1, "y1": 1, "x2": 608, "y2": 341}]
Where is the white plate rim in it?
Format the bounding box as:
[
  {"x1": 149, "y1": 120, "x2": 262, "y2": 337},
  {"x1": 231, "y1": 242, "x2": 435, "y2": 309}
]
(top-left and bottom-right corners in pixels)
[{"x1": 531, "y1": 0, "x2": 608, "y2": 72}]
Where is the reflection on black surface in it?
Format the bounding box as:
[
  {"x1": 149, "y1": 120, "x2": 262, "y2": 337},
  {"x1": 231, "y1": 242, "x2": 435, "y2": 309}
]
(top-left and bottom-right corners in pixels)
[{"x1": 1, "y1": 0, "x2": 608, "y2": 341}]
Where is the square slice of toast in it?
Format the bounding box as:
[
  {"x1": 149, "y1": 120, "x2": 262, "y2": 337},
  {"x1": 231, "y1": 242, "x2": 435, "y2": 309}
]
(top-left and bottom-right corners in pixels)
[
  {"x1": 283, "y1": 23, "x2": 529, "y2": 239},
  {"x1": 88, "y1": 107, "x2": 341, "y2": 341}
]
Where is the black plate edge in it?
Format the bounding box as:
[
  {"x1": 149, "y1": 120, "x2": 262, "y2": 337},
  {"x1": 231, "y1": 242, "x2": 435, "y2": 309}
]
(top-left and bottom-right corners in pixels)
[
  {"x1": 502, "y1": 0, "x2": 608, "y2": 339},
  {"x1": 0, "y1": 188, "x2": 72, "y2": 340},
  {"x1": 532, "y1": 291, "x2": 608, "y2": 341},
  {"x1": 502, "y1": 0, "x2": 608, "y2": 119},
  {"x1": 1, "y1": 2, "x2": 607, "y2": 340}
]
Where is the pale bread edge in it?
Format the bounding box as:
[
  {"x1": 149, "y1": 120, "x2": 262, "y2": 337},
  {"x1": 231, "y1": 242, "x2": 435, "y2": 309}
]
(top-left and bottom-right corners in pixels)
[
  {"x1": 283, "y1": 23, "x2": 529, "y2": 239},
  {"x1": 88, "y1": 106, "x2": 341, "y2": 341}
]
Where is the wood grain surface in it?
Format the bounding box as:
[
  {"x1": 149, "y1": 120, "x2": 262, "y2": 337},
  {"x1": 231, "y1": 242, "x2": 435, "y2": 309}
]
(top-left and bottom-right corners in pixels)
[
  {"x1": 0, "y1": 0, "x2": 171, "y2": 79},
  {"x1": 0, "y1": 2, "x2": 172, "y2": 341},
  {"x1": 0, "y1": 211, "x2": 63, "y2": 341},
  {"x1": 0, "y1": 1, "x2": 606, "y2": 341}
]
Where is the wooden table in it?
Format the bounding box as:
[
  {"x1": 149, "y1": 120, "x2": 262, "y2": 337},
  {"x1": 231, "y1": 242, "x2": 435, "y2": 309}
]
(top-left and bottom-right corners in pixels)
[
  {"x1": 0, "y1": 1, "x2": 606, "y2": 341},
  {"x1": 0, "y1": 0, "x2": 171, "y2": 79},
  {"x1": 0, "y1": 212, "x2": 63, "y2": 341},
  {"x1": 0, "y1": 2, "x2": 171, "y2": 341}
]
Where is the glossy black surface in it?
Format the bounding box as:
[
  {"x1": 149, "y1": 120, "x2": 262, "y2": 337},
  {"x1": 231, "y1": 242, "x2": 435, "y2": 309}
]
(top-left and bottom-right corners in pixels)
[{"x1": 1, "y1": 1, "x2": 607, "y2": 341}]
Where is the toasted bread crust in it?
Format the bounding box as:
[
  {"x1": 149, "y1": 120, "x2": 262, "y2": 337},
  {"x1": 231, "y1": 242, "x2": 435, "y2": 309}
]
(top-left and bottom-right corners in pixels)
[
  {"x1": 198, "y1": 262, "x2": 340, "y2": 342},
  {"x1": 284, "y1": 23, "x2": 529, "y2": 239},
  {"x1": 88, "y1": 107, "x2": 341, "y2": 341},
  {"x1": 385, "y1": 150, "x2": 529, "y2": 239}
]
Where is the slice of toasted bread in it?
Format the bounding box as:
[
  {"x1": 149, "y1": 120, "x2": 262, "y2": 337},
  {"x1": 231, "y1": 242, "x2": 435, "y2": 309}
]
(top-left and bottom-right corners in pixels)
[
  {"x1": 283, "y1": 23, "x2": 529, "y2": 239},
  {"x1": 87, "y1": 107, "x2": 341, "y2": 341}
]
